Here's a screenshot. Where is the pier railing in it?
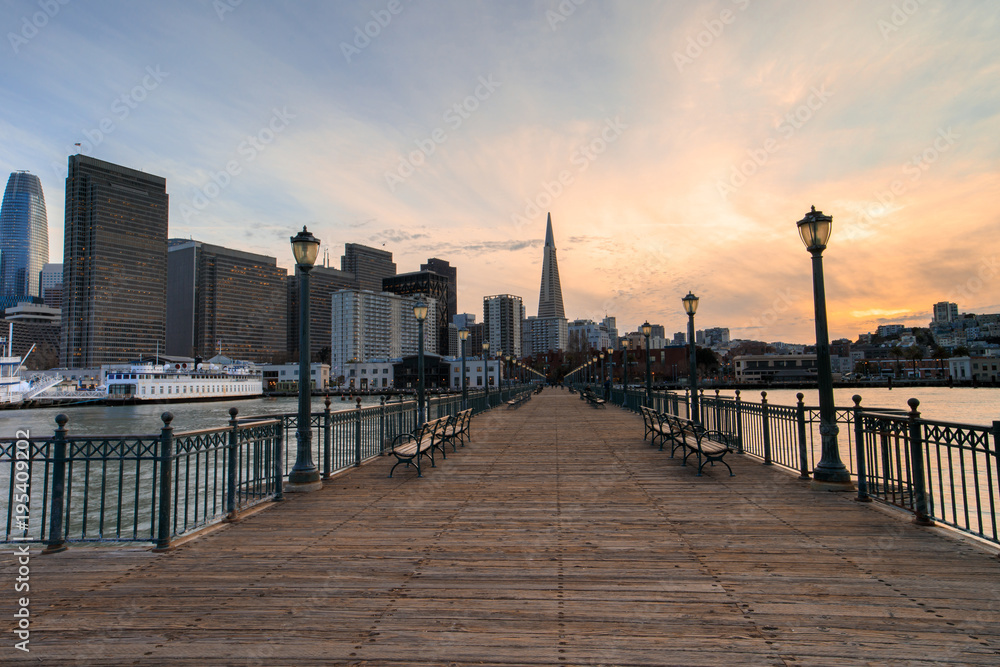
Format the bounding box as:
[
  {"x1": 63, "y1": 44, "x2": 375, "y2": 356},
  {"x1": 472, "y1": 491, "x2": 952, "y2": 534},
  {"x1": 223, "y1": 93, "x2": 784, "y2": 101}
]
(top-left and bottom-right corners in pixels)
[
  {"x1": 1, "y1": 384, "x2": 530, "y2": 551},
  {"x1": 606, "y1": 385, "x2": 1000, "y2": 546}
]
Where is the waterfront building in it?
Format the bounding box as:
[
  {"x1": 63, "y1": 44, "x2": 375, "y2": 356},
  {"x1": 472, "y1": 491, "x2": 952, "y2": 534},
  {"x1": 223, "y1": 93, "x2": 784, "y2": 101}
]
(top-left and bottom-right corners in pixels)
[
  {"x1": 734, "y1": 353, "x2": 819, "y2": 383},
  {"x1": 568, "y1": 318, "x2": 619, "y2": 352},
  {"x1": 0, "y1": 171, "x2": 48, "y2": 305},
  {"x1": 447, "y1": 357, "x2": 502, "y2": 390},
  {"x1": 341, "y1": 243, "x2": 396, "y2": 293},
  {"x1": 61, "y1": 155, "x2": 168, "y2": 368},
  {"x1": 341, "y1": 359, "x2": 395, "y2": 390},
  {"x1": 261, "y1": 362, "x2": 330, "y2": 392},
  {"x1": 329, "y1": 289, "x2": 438, "y2": 384},
  {"x1": 484, "y1": 294, "x2": 524, "y2": 357},
  {"x1": 166, "y1": 240, "x2": 287, "y2": 363},
  {"x1": 382, "y1": 270, "x2": 451, "y2": 357},
  {"x1": 2, "y1": 302, "x2": 60, "y2": 367},
  {"x1": 288, "y1": 264, "x2": 358, "y2": 363}
]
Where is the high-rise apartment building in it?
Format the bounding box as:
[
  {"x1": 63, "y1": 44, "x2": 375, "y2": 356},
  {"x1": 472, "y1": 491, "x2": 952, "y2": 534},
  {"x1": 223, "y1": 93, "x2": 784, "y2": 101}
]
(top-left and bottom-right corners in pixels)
[
  {"x1": 287, "y1": 265, "x2": 357, "y2": 362},
  {"x1": 933, "y1": 301, "x2": 959, "y2": 324},
  {"x1": 61, "y1": 155, "x2": 168, "y2": 367},
  {"x1": 341, "y1": 243, "x2": 396, "y2": 292},
  {"x1": 0, "y1": 171, "x2": 48, "y2": 305},
  {"x1": 484, "y1": 294, "x2": 523, "y2": 357},
  {"x1": 382, "y1": 270, "x2": 452, "y2": 356},
  {"x1": 166, "y1": 240, "x2": 287, "y2": 362},
  {"x1": 329, "y1": 289, "x2": 438, "y2": 382}
]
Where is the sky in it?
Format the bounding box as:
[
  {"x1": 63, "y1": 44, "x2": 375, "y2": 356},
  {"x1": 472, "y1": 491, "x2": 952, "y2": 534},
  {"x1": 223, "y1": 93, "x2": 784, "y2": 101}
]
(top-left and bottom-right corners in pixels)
[{"x1": 2, "y1": 0, "x2": 998, "y2": 344}]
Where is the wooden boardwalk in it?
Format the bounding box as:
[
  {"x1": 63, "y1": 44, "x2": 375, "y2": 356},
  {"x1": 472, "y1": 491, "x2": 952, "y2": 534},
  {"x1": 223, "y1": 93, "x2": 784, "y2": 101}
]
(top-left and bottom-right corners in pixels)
[{"x1": 4, "y1": 390, "x2": 1000, "y2": 665}]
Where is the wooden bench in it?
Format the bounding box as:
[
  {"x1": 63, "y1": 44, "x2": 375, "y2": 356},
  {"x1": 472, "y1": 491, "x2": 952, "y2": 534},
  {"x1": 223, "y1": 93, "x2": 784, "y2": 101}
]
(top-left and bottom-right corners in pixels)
[
  {"x1": 582, "y1": 390, "x2": 606, "y2": 408},
  {"x1": 441, "y1": 409, "x2": 472, "y2": 451},
  {"x1": 388, "y1": 416, "x2": 449, "y2": 477},
  {"x1": 640, "y1": 406, "x2": 683, "y2": 452},
  {"x1": 506, "y1": 393, "x2": 531, "y2": 409},
  {"x1": 670, "y1": 415, "x2": 734, "y2": 477}
]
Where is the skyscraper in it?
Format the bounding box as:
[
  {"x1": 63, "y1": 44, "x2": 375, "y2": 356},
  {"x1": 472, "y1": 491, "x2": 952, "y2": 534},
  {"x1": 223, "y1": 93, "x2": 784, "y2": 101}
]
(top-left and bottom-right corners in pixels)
[
  {"x1": 0, "y1": 171, "x2": 48, "y2": 305},
  {"x1": 166, "y1": 240, "x2": 287, "y2": 362},
  {"x1": 341, "y1": 243, "x2": 396, "y2": 292},
  {"x1": 527, "y1": 213, "x2": 568, "y2": 353},
  {"x1": 421, "y1": 258, "x2": 457, "y2": 318},
  {"x1": 287, "y1": 265, "x2": 358, "y2": 363},
  {"x1": 382, "y1": 270, "x2": 452, "y2": 356},
  {"x1": 61, "y1": 155, "x2": 168, "y2": 368},
  {"x1": 538, "y1": 213, "x2": 565, "y2": 319}
]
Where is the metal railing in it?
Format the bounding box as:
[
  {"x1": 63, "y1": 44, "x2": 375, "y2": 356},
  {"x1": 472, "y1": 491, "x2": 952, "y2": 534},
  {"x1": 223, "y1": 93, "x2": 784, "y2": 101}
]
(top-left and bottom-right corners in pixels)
[
  {"x1": 605, "y1": 385, "x2": 1000, "y2": 546},
  {"x1": 1, "y1": 385, "x2": 531, "y2": 551}
]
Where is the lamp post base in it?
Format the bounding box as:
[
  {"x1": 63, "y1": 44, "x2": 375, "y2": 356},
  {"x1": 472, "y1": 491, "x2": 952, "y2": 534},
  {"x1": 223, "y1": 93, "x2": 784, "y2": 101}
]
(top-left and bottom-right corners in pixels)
[
  {"x1": 284, "y1": 479, "x2": 323, "y2": 493},
  {"x1": 810, "y1": 478, "x2": 855, "y2": 492}
]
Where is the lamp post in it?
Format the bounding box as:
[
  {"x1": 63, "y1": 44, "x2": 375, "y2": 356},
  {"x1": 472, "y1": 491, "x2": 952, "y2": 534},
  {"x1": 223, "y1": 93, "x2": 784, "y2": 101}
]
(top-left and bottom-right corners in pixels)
[
  {"x1": 482, "y1": 341, "x2": 490, "y2": 402},
  {"x1": 288, "y1": 226, "x2": 321, "y2": 492},
  {"x1": 414, "y1": 299, "x2": 428, "y2": 426},
  {"x1": 459, "y1": 328, "x2": 469, "y2": 409},
  {"x1": 607, "y1": 346, "x2": 614, "y2": 388},
  {"x1": 622, "y1": 339, "x2": 629, "y2": 387},
  {"x1": 682, "y1": 292, "x2": 700, "y2": 424},
  {"x1": 798, "y1": 206, "x2": 853, "y2": 490},
  {"x1": 641, "y1": 322, "x2": 652, "y2": 406},
  {"x1": 504, "y1": 354, "x2": 511, "y2": 389}
]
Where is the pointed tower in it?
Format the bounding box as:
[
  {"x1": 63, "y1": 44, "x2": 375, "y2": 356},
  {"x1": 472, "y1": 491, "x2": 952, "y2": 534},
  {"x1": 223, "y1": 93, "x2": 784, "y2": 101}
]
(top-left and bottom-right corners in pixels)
[{"x1": 537, "y1": 213, "x2": 565, "y2": 319}]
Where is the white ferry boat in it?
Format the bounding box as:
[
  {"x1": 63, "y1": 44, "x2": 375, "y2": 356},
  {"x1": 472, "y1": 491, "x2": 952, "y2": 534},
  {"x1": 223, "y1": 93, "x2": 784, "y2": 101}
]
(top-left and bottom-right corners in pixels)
[
  {"x1": 105, "y1": 360, "x2": 263, "y2": 403},
  {"x1": 0, "y1": 324, "x2": 28, "y2": 406}
]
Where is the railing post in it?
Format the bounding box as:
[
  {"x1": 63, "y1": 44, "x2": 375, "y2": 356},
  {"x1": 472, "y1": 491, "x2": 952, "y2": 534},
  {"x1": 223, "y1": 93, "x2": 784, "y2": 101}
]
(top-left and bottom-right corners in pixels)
[
  {"x1": 153, "y1": 412, "x2": 174, "y2": 552},
  {"x1": 734, "y1": 390, "x2": 743, "y2": 453},
  {"x1": 761, "y1": 391, "x2": 772, "y2": 466},
  {"x1": 323, "y1": 396, "x2": 332, "y2": 478},
  {"x1": 795, "y1": 393, "x2": 810, "y2": 479},
  {"x1": 714, "y1": 389, "x2": 721, "y2": 432},
  {"x1": 354, "y1": 397, "x2": 362, "y2": 467},
  {"x1": 225, "y1": 407, "x2": 239, "y2": 521},
  {"x1": 42, "y1": 414, "x2": 69, "y2": 554},
  {"x1": 379, "y1": 396, "x2": 387, "y2": 456},
  {"x1": 907, "y1": 398, "x2": 934, "y2": 526},
  {"x1": 853, "y1": 395, "x2": 871, "y2": 502},
  {"x1": 274, "y1": 417, "x2": 284, "y2": 502}
]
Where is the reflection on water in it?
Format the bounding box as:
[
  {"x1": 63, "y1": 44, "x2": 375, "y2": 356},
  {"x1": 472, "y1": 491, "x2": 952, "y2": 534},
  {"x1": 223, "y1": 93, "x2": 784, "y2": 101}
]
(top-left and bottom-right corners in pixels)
[{"x1": 0, "y1": 394, "x2": 392, "y2": 438}]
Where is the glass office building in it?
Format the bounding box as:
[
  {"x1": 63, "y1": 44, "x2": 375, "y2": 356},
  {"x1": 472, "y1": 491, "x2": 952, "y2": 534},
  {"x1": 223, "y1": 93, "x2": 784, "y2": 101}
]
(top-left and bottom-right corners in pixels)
[{"x1": 0, "y1": 171, "x2": 49, "y2": 304}]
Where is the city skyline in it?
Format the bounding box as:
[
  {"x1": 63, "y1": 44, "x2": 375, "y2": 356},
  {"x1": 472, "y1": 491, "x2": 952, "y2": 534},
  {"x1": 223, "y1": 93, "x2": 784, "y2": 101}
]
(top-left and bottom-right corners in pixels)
[{"x1": 2, "y1": 1, "x2": 998, "y2": 342}]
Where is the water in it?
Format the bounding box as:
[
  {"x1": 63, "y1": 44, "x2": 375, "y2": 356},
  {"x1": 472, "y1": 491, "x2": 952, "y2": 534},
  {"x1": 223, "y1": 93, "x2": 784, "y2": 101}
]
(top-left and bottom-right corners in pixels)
[
  {"x1": 0, "y1": 394, "x2": 392, "y2": 439},
  {"x1": 709, "y1": 386, "x2": 999, "y2": 426}
]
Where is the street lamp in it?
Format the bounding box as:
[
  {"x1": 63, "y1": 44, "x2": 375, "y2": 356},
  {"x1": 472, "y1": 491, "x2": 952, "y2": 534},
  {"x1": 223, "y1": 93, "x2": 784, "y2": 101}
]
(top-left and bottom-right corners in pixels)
[
  {"x1": 682, "y1": 292, "x2": 700, "y2": 423},
  {"x1": 798, "y1": 205, "x2": 853, "y2": 490},
  {"x1": 482, "y1": 340, "x2": 490, "y2": 402},
  {"x1": 607, "y1": 346, "x2": 614, "y2": 389},
  {"x1": 622, "y1": 339, "x2": 629, "y2": 388},
  {"x1": 641, "y1": 322, "x2": 652, "y2": 406},
  {"x1": 504, "y1": 354, "x2": 511, "y2": 389},
  {"x1": 414, "y1": 299, "x2": 428, "y2": 426},
  {"x1": 288, "y1": 226, "x2": 321, "y2": 492},
  {"x1": 459, "y1": 328, "x2": 469, "y2": 409}
]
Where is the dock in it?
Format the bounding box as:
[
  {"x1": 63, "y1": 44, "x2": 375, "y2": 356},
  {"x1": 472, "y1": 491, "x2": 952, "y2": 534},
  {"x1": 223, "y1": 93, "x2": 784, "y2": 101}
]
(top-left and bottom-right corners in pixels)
[{"x1": 4, "y1": 390, "x2": 1000, "y2": 665}]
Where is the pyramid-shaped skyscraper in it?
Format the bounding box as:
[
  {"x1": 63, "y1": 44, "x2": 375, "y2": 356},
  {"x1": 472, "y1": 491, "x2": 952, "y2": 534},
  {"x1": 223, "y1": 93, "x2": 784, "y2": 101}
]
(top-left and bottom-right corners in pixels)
[{"x1": 523, "y1": 213, "x2": 568, "y2": 354}]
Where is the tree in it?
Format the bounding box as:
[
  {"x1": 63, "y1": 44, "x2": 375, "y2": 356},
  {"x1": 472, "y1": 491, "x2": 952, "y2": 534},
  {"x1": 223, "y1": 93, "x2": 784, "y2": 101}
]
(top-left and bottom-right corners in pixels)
[{"x1": 695, "y1": 347, "x2": 719, "y2": 378}]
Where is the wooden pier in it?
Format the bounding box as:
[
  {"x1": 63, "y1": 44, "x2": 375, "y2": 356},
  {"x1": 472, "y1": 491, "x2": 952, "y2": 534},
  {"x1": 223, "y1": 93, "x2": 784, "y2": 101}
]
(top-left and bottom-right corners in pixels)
[{"x1": 4, "y1": 390, "x2": 1000, "y2": 665}]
